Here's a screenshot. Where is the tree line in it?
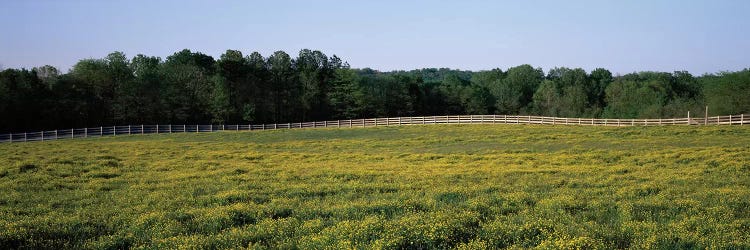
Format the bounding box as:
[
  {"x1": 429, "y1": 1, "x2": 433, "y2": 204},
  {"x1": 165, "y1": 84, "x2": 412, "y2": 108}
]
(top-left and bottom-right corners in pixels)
[{"x1": 1, "y1": 49, "x2": 749, "y2": 133}]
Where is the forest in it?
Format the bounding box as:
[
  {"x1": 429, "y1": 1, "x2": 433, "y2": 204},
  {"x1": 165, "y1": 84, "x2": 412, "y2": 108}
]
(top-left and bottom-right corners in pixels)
[{"x1": 1, "y1": 49, "x2": 748, "y2": 133}]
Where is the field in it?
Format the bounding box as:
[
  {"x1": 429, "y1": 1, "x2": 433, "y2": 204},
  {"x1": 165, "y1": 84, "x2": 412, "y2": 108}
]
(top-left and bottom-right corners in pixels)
[{"x1": 1, "y1": 124, "x2": 749, "y2": 249}]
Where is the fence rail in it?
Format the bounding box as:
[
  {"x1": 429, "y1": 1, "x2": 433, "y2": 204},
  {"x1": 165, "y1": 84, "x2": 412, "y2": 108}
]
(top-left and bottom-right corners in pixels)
[{"x1": 1, "y1": 114, "x2": 748, "y2": 143}]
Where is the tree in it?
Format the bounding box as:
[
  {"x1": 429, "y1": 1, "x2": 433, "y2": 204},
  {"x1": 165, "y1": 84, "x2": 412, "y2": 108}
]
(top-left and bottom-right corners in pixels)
[
  {"x1": 532, "y1": 80, "x2": 560, "y2": 116},
  {"x1": 210, "y1": 75, "x2": 231, "y2": 123},
  {"x1": 491, "y1": 64, "x2": 543, "y2": 114},
  {"x1": 0, "y1": 68, "x2": 51, "y2": 132},
  {"x1": 603, "y1": 79, "x2": 665, "y2": 118},
  {"x1": 2, "y1": 47, "x2": 749, "y2": 133},
  {"x1": 267, "y1": 51, "x2": 297, "y2": 122},
  {"x1": 438, "y1": 74, "x2": 470, "y2": 114},
  {"x1": 589, "y1": 68, "x2": 613, "y2": 111},
  {"x1": 114, "y1": 54, "x2": 162, "y2": 123},
  {"x1": 296, "y1": 49, "x2": 333, "y2": 121},
  {"x1": 329, "y1": 68, "x2": 362, "y2": 119},
  {"x1": 244, "y1": 51, "x2": 268, "y2": 123},
  {"x1": 702, "y1": 69, "x2": 750, "y2": 115},
  {"x1": 162, "y1": 49, "x2": 215, "y2": 123},
  {"x1": 33, "y1": 65, "x2": 60, "y2": 88},
  {"x1": 215, "y1": 49, "x2": 249, "y2": 123},
  {"x1": 544, "y1": 67, "x2": 592, "y2": 117},
  {"x1": 462, "y1": 84, "x2": 494, "y2": 114}
]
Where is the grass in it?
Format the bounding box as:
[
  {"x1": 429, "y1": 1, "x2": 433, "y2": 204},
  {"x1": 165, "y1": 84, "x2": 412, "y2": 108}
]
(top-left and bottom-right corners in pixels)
[{"x1": 0, "y1": 124, "x2": 749, "y2": 249}]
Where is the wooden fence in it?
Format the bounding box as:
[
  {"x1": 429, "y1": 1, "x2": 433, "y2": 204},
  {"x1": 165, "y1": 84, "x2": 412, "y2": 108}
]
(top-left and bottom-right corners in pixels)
[{"x1": 1, "y1": 114, "x2": 748, "y2": 143}]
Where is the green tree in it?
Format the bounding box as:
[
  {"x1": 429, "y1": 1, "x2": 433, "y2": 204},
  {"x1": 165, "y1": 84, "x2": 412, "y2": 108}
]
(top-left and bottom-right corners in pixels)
[
  {"x1": 438, "y1": 74, "x2": 470, "y2": 114},
  {"x1": 114, "y1": 54, "x2": 162, "y2": 123},
  {"x1": 702, "y1": 69, "x2": 750, "y2": 115},
  {"x1": 69, "y1": 52, "x2": 133, "y2": 125},
  {"x1": 215, "y1": 49, "x2": 249, "y2": 122},
  {"x1": 589, "y1": 68, "x2": 613, "y2": 111},
  {"x1": 532, "y1": 80, "x2": 560, "y2": 116},
  {"x1": 296, "y1": 49, "x2": 333, "y2": 121},
  {"x1": 491, "y1": 64, "x2": 543, "y2": 114},
  {"x1": 244, "y1": 51, "x2": 268, "y2": 123},
  {"x1": 267, "y1": 51, "x2": 297, "y2": 122},
  {"x1": 329, "y1": 68, "x2": 362, "y2": 119},
  {"x1": 462, "y1": 85, "x2": 494, "y2": 114},
  {"x1": 210, "y1": 75, "x2": 231, "y2": 123},
  {"x1": 603, "y1": 80, "x2": 665, "y2": 118},
  {"x1": 162, "y1": 49, "x2": 216, "y2": 123}
]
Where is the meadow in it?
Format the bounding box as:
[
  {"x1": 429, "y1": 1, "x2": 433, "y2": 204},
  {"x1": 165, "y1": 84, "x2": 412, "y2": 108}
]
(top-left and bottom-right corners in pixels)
[{"x1": 0, "y1": 124, "x2": 749, "y2": 249}]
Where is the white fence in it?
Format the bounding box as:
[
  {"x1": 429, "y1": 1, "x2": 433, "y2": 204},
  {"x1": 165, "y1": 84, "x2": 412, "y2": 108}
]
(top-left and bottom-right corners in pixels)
[{"x1": 1, "y1": 114, "x2": 748, "y2": 143}]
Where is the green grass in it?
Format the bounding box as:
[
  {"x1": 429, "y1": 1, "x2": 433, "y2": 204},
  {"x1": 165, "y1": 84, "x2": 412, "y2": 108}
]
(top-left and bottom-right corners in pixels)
[{"x1": 1, "y1": 124, "x2": 749, "y2": 249}]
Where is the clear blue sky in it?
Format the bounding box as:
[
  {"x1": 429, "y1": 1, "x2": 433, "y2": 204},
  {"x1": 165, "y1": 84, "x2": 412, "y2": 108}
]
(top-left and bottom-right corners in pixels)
[{"x1": 1, "y1": 0, "x2": 748, "y2": 75}]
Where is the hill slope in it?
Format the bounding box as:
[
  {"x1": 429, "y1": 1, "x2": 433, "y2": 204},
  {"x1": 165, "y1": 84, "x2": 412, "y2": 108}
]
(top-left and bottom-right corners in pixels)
[{"x1": 1, "y1": 125, "x2": 749, "y2": 249}]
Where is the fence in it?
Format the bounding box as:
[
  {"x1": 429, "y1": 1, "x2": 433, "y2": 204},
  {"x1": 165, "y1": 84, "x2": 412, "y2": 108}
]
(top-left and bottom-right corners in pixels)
[{"x1": 1, "y1": 114, "x2": 748, "y2": 143}]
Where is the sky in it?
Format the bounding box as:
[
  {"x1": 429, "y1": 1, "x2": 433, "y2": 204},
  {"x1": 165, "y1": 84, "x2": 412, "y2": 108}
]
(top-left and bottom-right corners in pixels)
[{"x1": 1, "y1": 0, "x2": 749, "y2": 75}]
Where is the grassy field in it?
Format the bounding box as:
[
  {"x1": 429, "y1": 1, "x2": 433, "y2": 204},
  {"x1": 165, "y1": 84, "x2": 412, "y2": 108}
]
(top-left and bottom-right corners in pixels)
[{"x1": 1, "y1": 124, "x2": 749, "y2": 249}]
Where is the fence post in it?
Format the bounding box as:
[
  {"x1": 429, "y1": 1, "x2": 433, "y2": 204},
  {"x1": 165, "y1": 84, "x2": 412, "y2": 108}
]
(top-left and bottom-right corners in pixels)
[
  {"x1": 196, "y1": 125, "x2": 199, "y2": 133},
  {"x1": 24, "y1": 132, "x2": 27, "y2": 142},
  {"x1": 141, "y1": 125, "x2": 144, "y2": 134},
  {"x1": 113, "y1": 126, "x2": 116, "y2": 135},
  {"x1": 100, "y1": 126, "x2": 103, "y2": 136},
  {"x1": 705, "y1": 106, "x2": 708, "y2": 125},
  {"x1": 10, "y1": 134, "x2": 13, "y2": 143},
  {"x1": 717, "y1": 116, "x2": 720, "y2": 125},
  {"x1": 742, "y1": 114, "x2": 744, "y2": 125},
  {"x1": 730, "y1": 115, "x2": 732, "y2": 125},
  {"x1": 55, "y1": 130, "x2": 58, "y2": 139},
  {"x1": 85, "y1": 128, "x2": 88, "y2": 138},
  {"x1": 71, "y1": 129, "x2": 74, "y2": 139},
  {"x1": 156, "y1": 124, "x2": 159, "y2": 134},
  {"x1": 170, "y1": 125, "x2": 173, "y2": 133},
  {"x1": 274, "y1": 124, "x2": 277, "y2": 129},
  {"x1": 41, "y1": 131, "x2": 44, "y2": 141}
]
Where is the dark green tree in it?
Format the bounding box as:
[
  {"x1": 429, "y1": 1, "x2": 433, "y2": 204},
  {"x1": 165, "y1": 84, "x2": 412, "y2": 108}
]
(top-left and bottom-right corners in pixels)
[{"x1": 491, "y1": 64, "x2": 543, "y2": 114}]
